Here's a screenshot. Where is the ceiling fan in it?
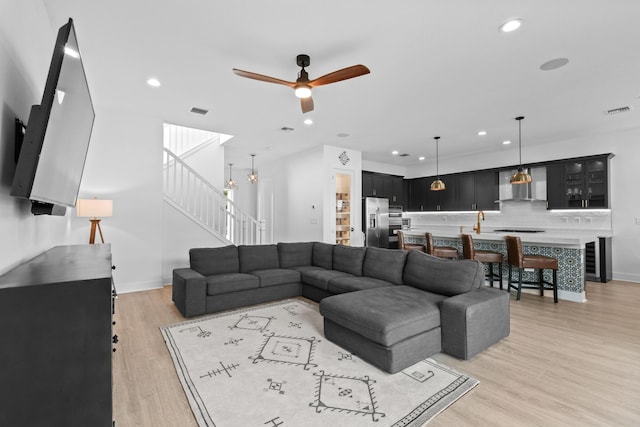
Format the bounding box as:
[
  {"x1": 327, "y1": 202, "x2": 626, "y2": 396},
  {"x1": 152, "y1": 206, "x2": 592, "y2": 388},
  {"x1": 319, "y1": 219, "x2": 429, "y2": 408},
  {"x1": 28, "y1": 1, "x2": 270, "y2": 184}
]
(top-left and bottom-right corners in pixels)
[{"x1": 233, "y1": 54, "x2": 370, "y2": 113}]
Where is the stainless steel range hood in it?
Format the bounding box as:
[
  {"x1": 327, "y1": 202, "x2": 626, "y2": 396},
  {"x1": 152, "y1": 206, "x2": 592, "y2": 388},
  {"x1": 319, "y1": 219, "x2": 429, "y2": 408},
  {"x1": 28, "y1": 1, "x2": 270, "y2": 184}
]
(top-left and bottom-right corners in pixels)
[{"x1": 498, "y1": 166, "x2": 547, "y2": 202}]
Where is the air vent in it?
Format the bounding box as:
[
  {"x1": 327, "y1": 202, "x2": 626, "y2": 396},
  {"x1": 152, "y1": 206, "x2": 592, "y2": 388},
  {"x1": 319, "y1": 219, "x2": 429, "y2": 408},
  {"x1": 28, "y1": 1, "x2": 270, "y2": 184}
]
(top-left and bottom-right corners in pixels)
[
  {"x1": 190, "y1": 107, "x2": 208, "y2": 115},
  {"x1": 281, "y1": 127, "x2": 294, "y2": 132},
  {"x1": 606, "y1": 106, "x2": 631, "y2": 115},
  {"x1": 398, "y1": 153, "x2": 410, "y2": 157}
]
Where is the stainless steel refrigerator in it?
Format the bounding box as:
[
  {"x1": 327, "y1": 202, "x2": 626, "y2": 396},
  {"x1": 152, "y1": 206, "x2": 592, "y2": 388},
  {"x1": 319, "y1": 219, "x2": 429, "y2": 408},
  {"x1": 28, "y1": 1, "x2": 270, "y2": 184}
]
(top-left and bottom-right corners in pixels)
[{"x1": 364, "y1": 197, "x2": 389, "y2": 248}]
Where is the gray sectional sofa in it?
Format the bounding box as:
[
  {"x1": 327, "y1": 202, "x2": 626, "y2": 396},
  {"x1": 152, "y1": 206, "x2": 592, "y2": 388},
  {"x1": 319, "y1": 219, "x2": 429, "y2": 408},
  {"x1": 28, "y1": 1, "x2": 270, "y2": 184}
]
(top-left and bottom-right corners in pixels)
[{"x1": 172, "y1": 242, "x2": 510, "y2": 373}]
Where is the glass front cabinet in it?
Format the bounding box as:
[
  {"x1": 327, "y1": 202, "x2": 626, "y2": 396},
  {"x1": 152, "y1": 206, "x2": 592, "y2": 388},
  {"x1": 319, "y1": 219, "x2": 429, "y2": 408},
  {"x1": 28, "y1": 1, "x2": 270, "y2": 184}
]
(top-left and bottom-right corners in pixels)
[{"x1": 547, "y1": 155, "x2": 611, "y2": 209}]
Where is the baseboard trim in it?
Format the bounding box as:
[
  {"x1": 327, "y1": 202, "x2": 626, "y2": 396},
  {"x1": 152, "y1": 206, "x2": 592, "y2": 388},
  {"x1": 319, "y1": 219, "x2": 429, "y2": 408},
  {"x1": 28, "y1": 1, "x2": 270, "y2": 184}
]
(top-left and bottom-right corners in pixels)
[
  {"x1": 612, "y1": 272, "x2": 640, "y2": 283},
  {"x1": 116, "y1": 280, "x2": 164, "y2": 294}
]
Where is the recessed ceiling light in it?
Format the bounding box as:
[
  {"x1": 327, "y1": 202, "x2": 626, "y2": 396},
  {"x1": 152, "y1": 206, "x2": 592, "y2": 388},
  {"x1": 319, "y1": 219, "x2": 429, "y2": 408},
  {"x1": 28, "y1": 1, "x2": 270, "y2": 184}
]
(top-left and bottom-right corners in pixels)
[
  {"x1": 392, "y1": 150, "x2": 399, "y2": 155},
  {"x1": 146, "y1": 78, "x2": 161, "y2": 87},
  {"x1": 500, "y1": 19, "x2": 522, "y2": 33},
  {"x1": 304, "y1": 118, "x2": 313, "y2": 125},
  {"x1": 478, "y1": 130, "x2": 487, "y2": 136},
  {"x1": 503, "y1": 140, "x2": 512, "y2": 145},
  {"x1": 419, "y1": 156, "x2": 425, "y2": 161},
  {"x1": 540, "y1": 58, "x2": 569, "y2": 71}
]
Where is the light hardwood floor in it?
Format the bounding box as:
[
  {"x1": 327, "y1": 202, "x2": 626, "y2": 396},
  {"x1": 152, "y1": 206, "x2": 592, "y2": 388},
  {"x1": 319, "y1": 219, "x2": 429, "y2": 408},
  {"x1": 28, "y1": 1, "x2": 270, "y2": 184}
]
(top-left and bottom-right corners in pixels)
[{"x1": 113, "y1": 281, "x2": 640, "y2": 426}]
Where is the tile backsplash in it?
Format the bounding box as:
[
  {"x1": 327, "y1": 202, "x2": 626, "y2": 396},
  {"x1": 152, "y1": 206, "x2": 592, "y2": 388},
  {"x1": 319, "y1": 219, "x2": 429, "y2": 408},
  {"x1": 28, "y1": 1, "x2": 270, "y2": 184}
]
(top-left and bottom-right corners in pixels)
[{"x1": 405, "y1": 201, "x2": 612, "y2": 232}]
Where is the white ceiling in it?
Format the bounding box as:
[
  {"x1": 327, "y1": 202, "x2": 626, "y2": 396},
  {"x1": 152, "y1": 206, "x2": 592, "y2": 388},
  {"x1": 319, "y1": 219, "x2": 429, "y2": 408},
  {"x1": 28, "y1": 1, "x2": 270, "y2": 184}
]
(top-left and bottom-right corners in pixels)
[{"x1": 43, "y1": 0, "x2": 640, "y2": 171}]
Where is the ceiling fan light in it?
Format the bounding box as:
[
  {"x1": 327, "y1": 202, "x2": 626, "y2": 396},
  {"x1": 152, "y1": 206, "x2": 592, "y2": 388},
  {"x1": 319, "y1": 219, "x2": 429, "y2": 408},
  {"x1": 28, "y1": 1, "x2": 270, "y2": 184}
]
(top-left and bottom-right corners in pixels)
[
  {"x1": 294, "y1": 85, "x2": 312, "y2": 98},
  {"x1": 430, "y1": 179, "x2": 446, "y2": 191},
  {"x1": 510, "y1": 168, "x2": 532, "y2": 184}
]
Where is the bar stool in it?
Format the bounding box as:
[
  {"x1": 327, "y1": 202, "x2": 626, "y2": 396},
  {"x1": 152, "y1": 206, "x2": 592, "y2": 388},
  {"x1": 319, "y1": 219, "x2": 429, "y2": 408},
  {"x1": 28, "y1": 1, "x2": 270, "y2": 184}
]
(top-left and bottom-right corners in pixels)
[
  {"x1": 425, "y1": 232, "x2": 458, "y2": 259},
  {"x1": 504, "y1": 235, "x2": 558, "y2": 303},
  {"x1": 397, "y1": 230, "x2": 425, "y2": 252},
  {"x1": 461, "y1": 234, "x2": 503, "y2": 289}
]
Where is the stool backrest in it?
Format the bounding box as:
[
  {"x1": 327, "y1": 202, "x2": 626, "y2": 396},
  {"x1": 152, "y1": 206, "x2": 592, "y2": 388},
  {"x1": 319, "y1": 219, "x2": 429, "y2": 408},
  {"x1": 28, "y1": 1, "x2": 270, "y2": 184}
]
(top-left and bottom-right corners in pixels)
[
  {"x1": 397, "y1": 230, "x2": 406, "y2": 249},
  {"x1": 424, "y1": 232, "x2": 434, "y2": 255},
  {"x1": 505, "y1": 235, "x2": 524, "y2": 267},
  {"x1": 461, "y1": 234, "x2": 475, "y2": 259}
]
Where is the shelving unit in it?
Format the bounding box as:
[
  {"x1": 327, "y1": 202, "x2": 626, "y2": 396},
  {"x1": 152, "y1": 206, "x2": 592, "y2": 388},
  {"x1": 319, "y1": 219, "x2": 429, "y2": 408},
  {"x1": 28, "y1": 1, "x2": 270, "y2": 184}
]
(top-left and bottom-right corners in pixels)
[{"x1": 336, "y1": 192, "x2": 351, "y2": 245}]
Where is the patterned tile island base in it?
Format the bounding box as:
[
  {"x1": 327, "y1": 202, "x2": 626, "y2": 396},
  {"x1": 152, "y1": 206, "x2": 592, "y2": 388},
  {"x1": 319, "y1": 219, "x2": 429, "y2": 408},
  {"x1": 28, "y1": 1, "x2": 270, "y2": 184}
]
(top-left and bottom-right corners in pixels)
[{"x1": 404, "y1": 235, "x2": 586, "y2": 302}]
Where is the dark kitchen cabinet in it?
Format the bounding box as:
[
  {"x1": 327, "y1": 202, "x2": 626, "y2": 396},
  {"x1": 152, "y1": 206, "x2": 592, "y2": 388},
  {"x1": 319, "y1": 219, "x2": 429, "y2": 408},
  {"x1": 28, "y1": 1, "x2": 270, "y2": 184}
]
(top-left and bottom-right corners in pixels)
[
  {"x1": 437, "y1": 174, "x2": 458, "y2": 211},
  {"x1": 389, "y1": 175, "x2": 405, "y2": 206},
  {"x1": 408, "y1": 175, "x2": 455, "y2": 211},
  {"x1": 546, "y1": 155, "x2": 610, "y2": 209},
  {"x1": 408, "y1": 178, "x2": 428, "y2": 211},
  {"x1": 0, "y1": 244, "x2": 114, "y2": 427},
  {"x1": 457, "y1": 171, "x2": 498, "y2": 211},
  {"x1": 475, "y1": 170, "x2": 499, "y2": 210},
  {"x1": 363, "y1": 171, "x2": 406, "y2": 208}
]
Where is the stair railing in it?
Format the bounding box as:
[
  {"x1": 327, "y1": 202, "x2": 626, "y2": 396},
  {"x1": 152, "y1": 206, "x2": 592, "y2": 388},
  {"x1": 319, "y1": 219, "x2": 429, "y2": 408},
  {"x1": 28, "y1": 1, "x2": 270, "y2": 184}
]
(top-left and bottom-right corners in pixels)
[{"x1": 163, "y1": 148, "x2": 264, "y2": 245}]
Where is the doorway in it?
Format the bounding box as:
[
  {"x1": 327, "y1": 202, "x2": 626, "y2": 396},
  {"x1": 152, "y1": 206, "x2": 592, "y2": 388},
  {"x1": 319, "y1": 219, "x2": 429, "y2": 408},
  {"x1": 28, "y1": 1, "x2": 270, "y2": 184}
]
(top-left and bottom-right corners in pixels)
[{"x1": 335, "y1": 173, "x2": 352, "y2": 245}]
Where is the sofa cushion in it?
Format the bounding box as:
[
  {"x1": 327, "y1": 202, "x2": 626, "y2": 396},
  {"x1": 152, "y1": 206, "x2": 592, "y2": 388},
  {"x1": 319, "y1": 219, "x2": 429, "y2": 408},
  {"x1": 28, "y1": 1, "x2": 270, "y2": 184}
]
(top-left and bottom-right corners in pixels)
[
  {"x1": 301, "y1": 269, "x2": 353, "y2": 291},
  {"x1": 363, "y1": 247, "x2": 407, "y2": 285},
  {"x1": 277, "y1": 242, "x2": 313, "y2": 268},
  {"x1": 206, "y1": 273, "x2": 259, "y2": 295},
  {"x1": 190, "y1": 246, "x2": 239, "y2": 276},
  {"x1": 250, "y1": 268, "x2": 301, "y2": 288},
  {"x1": 238, "y1": 245, "x2": 279, "y2": 273},
  {"x1": 327, "y1": 276, "x2": 393, "y2": 294},
  {"x1": 320, "y1": 286, "x2": 444, "y2": 346},
  {"x1": 403, "y1": 250, "x2": 484, "y2": 296},
  {"x1": 333, "y1": 245, "x2": 366, "y2": 276},
  {"x1": 289, "y1": 265, "x2": 325, "y2": 273},
  {"x1": 313, "y1": 242, "x2": 334, "y2": 270}
]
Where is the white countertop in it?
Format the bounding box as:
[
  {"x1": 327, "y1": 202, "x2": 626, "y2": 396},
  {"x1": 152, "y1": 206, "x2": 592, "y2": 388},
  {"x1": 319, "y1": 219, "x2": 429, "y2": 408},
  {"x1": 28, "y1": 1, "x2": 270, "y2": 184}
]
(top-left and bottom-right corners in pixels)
[{"x1": 400, "y1": 226, "x2": 613, "y2": 248}]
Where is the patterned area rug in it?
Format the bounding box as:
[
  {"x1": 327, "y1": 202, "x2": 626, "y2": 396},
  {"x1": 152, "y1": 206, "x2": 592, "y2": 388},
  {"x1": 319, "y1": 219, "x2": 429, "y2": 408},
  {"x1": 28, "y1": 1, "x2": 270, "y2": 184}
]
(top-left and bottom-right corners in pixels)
[{"x1": 161, "y1": 300, "x2": 478, "y2": 426}]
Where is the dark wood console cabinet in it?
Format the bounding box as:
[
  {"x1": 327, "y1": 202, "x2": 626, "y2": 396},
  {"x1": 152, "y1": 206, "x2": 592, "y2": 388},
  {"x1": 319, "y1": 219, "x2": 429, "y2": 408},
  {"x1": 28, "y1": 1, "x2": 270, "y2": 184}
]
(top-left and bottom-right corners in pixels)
[{"x1": 0, "y1": 244, "x2": 114, "y2": 427}]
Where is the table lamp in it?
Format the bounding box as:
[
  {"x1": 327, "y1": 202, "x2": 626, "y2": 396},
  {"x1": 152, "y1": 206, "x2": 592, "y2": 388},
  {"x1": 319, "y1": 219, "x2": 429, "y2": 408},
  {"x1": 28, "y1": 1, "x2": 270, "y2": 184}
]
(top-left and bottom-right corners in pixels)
[{"x1": 76, "y1": 198, "x2": 113, "y2": 244}]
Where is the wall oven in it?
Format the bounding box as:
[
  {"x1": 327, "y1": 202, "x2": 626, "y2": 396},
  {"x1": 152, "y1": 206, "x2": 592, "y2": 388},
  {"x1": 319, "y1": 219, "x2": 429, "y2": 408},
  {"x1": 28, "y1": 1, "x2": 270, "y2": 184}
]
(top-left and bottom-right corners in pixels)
[{"x1": 388, "y1": 206, "x2": 403, "y2": 248}]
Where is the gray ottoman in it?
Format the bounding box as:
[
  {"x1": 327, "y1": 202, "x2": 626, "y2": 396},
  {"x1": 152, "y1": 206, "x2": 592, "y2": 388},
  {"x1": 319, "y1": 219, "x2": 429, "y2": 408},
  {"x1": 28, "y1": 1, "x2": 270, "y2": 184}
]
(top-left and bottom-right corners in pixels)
[{"x1": 319, "y1": 285, "x2": 445, "y2": 373}]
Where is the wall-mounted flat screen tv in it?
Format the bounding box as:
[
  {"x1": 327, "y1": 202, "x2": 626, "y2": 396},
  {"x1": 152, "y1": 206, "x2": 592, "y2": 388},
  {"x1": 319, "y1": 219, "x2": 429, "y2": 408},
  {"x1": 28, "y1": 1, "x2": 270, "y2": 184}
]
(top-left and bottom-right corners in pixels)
[{"x1": 11, "y1": 18, "x2": 94, "y2": 216}]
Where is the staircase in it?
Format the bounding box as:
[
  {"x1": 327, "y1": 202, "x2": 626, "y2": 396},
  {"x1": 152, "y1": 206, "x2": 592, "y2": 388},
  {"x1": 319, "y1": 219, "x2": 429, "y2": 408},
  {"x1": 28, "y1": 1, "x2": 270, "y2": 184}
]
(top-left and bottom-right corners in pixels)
[{"x1": 163, "y1": 148, "x2": 265, "y2": 246}]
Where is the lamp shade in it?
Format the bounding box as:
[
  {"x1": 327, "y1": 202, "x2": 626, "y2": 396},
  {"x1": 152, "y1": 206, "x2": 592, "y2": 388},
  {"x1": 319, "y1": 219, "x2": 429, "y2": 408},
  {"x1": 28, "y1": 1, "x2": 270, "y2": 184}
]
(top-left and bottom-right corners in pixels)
[{"x1": 77, "y1": 199, "x2": 113, "y2": 218}]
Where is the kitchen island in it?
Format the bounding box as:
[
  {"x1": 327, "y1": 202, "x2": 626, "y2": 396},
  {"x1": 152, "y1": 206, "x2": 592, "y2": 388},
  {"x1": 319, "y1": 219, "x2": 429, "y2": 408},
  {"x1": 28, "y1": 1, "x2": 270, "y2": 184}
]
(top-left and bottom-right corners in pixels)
[{"x1": 401, "y1": 227, "x2": 613, "y2": 303}]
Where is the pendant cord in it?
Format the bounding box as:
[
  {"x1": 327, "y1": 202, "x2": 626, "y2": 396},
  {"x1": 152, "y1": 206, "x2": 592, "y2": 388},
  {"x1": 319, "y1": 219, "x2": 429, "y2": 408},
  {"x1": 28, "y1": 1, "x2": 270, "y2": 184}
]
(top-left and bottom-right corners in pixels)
[
  {"x1": 434, "y1": 136, "x2": 440, "y2": 179},
  {"x1": 516, "y1": 116, "x2": 524, "y2": 169}
]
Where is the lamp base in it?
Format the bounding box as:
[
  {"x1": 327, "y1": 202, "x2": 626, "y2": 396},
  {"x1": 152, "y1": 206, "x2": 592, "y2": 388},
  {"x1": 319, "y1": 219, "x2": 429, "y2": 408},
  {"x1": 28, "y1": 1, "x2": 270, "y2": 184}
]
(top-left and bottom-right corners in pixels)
[{"x1": 89, "y1": 219, "x2": 105, "y2": 244}]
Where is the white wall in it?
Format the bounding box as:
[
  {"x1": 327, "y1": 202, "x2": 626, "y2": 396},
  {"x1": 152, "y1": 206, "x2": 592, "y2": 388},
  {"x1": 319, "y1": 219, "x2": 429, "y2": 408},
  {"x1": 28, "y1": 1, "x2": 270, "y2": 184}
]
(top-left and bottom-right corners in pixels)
[
  {"x1": 362, "y1": 160, "x2": 406, "y2": 177},
  {"x1": 260, "y1": 146, "x2": 324, "y2": 243},
  {"x1": 258, "y1": 145, "x2": 363, "y2": 245},
  {"x1": 69, "y1": 106, "x2": 164, "y2": 292},
  {"x1": 180, "y1": 141, "x2": 225, "y2": 188},
  {"x1": 0, "y1": 1, "x2": 69, "y2": 274},
  {"x1": 0, "y1": 2, "x2": 165, "y2": 292}
]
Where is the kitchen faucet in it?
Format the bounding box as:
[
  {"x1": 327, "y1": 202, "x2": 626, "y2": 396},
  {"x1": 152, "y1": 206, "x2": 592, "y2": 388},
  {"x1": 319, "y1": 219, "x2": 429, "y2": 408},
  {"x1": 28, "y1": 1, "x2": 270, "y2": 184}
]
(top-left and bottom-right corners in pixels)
[{"x1": 473, "y1": 210, "x2": 485, "y2": 234}]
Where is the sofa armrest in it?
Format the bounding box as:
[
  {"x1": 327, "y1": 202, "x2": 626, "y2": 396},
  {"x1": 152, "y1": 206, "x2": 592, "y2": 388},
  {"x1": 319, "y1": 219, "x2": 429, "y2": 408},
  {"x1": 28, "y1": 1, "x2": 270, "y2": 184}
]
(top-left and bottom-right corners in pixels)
[
  {"x1": 172, "y1": 268, "x2": 207, "y2": 318},
  {"x1": 440, "y1": 287, "x2": 510, "y2": 360}
]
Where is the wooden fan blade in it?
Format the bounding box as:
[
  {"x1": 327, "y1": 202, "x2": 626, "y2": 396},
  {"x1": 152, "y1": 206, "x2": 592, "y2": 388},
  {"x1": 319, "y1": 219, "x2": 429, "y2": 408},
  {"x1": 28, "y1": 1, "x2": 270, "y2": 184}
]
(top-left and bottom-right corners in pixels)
[
  {"x1": 309, "y1": 65, "x2": 370, "y2": 87},
  {"x1": 232, "y1": 68, "x2": 296, "y2": 88},
  {"x1": 301, "y1": 96, "x2": 314, "y2": 113}
]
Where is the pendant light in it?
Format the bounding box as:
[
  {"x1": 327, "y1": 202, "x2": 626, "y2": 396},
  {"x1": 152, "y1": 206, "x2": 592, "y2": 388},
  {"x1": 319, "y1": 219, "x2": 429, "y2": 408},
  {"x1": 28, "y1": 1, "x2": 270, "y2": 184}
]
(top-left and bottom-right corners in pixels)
[
  {"x1": 224, "y1": 163, "x2": 236, "y2": 189},
  {"x1": 430, "y1": 136, "x2": 446, "y2": 191},
  {"x1": 510, "y1": 116, "x2": 532, "y2": 184},
  {"x1": 247, "y1": 154, "x2": 258, "y2": 184}
]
